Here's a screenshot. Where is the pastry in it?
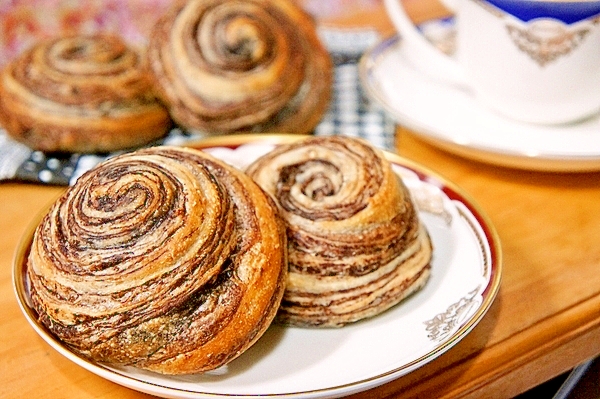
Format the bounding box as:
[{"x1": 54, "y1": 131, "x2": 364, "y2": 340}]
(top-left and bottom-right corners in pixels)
[
  {"x1": 146, "y1": 0, "x2": 332, "y2": 135},
  {"x1": 246, "y1": 136, "x2": 433, "y2": 327},
  {"x1": 0, "y1": 35, "x2": 171, "y2": 153},
  {"x1": 26, "y1": 146, "x2": 287, "y2": 374}
]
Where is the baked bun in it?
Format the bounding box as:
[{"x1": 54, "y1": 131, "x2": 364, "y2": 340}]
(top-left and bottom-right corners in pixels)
[
  {"x1": 27, "y1": 146, "x2": 287, "y2": 374},
  {"x1": 246, "y1": 136, "x2": 432, "y2": 327},
  {"x1": 0, "y1": 35, "x2": 171, "y2": 153},
  {"x1": 146, "y1": 0, "x2": 332, "y2": 135}
]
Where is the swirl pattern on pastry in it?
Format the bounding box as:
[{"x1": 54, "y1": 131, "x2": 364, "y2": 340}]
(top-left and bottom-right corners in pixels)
[
  {"x1": 0, "y1": 34, "x2": 171, "y2": 153},
  {"x1": 146, "y1": 0, "x2": 332, "y2": 135},
  {"x1": 27, "y1": 146, "x2": 287, "y2": 374},
  {"x1": 246, "y1": 136, "x2": 433, "y2": 327}
]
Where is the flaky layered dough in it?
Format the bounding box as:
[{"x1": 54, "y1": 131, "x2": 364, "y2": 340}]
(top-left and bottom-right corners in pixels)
[
  {"x1": 27, "y1": 146, "x2": 287, "y2": 374},
  {"x1": 146, "y1": 0, "x2": 332, "y2": 135},
  {"x1": 247, "y1": 136, "x2": 433, "y2": 327},
  {"x1": 0, "y1": 35, "x2": 171, "y2": 153}
]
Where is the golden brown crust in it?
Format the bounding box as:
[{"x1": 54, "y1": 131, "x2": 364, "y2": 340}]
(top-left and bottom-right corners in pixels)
[
  {"x1": 27, "y1": 146, "x2": 287, "y2": 374},
  {"x1": 0, "y1": 35, "x2": 172, "y2": 153},
  {"x1": 146, "y1": 0, "x2": 332, "y2": 135},
  {"x1": 246, "y1": 136, "x2": 433, "y2": 327}
]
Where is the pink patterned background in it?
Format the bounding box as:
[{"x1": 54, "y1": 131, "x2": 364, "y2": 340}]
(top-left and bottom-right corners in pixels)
[
  {"x1": 0, "y1": 0, "x2": 171, "y2": 67},
  {"x1": 0, "y1": 0, "x2": 381, "y2": 68}
]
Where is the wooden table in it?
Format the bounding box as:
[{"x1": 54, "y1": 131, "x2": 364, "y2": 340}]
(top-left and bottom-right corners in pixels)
[{"x1": 2, "y1": 1, "x2": 600, "y2": 398}]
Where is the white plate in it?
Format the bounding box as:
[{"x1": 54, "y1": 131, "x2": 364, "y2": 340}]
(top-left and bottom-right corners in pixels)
[
  {"x1": 359, "y1": 34, "x2": 600, "y2": 172},
  {"x1": 13, "y1": 135, "x2": 502, "y2": 399}
]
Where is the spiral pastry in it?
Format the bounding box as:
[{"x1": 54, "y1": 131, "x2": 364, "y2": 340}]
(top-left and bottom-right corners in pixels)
[
  {"x1": 26, "y1": 146, "x2": 287, "y2": 374},
  {"x1": 0, "y1": 35, "x2": 172, "y2": 153},
  {"x1": 247, "y1": 136, "x2": 433, "y2": 327},
  {"x1": 146, "y1": 0, "x2": 332, "y2": 135}
]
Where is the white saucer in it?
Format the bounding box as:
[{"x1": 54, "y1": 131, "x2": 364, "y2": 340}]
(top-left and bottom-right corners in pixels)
[{"x1": 359, "y1": 35, "x2": 600, "y2": 172}]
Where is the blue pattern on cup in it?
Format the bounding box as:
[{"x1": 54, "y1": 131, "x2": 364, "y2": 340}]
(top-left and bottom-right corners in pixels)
[{"x1": 485, "y1": 0, "x2": 600, "y2": 24}]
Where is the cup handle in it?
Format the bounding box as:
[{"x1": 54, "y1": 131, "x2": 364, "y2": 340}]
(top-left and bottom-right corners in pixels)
[
  {"x1": 383, "y1": 0, "x2": 469, "y2": 87},
  {"x1": 438, "y1": 0, "x2": 458, "y2": 11}
]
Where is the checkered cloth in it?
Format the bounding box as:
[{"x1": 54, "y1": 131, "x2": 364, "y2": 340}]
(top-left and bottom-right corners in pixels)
[{"x1": 0, "y1": 28, "x2": 395, "y2": 186}]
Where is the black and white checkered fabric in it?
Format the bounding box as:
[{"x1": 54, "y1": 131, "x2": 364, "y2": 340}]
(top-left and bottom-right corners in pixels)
[{"x1": 0, "y1": 28, "x2": 395, "y2": 186}]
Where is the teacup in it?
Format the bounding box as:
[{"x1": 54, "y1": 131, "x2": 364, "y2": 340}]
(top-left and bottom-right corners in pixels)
[{"x1": 384, "y1": 0, "x2": 600, "y2": 125}]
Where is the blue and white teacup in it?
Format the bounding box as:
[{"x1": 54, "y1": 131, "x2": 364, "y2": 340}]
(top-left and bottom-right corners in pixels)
[{"x1": 384, "y1": 0, "x2": 600, "y2": 125}]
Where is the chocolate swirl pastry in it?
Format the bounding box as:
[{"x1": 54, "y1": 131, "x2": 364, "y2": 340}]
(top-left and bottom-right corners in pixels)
[
  {"x1": 146, "y1": 0, "x2": 332, "y2": 135},
  {"x1": 246, "y1": 136, "x2": 433, "y2": 327},
  {"x1": 0, "y1": 35, "x2": 171, "y2": 153},
  {"x1": 26, "y1": 146, "x2": 287, "y2": 374}
]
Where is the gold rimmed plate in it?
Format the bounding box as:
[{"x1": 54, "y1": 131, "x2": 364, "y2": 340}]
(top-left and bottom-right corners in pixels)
[{"x1": 13, "y1": 134, "x2": 501, "y2": 399}]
